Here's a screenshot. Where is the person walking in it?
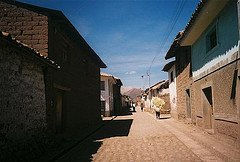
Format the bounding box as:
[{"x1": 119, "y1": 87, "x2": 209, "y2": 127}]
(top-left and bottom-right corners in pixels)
[
  {"x1": 133, "y1": 102, "x2": 136, "y2": 112},
  {"x1": 140, "y1": 102, "x2": 144, "y2": 112},
  {"x1": 155, "y1": 106, "x2": 160, "y2": 119},
  {"x1": 152, "y1": 97, "x2": 165, "y2": 119}
]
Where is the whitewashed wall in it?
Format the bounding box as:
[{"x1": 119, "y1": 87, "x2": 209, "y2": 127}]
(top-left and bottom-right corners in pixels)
[{"x1": 168, "y1": 65, "x2": 177, "y2": 118}]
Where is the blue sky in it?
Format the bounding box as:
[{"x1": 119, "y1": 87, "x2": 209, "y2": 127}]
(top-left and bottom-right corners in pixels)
[{"x1": 20, "y1": 0, "x2": 199, "y2": 88}]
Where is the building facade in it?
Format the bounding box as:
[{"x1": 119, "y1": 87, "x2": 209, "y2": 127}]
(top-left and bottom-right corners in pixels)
[
  {"x1": 143, "y1": 80, "x2": 170, "y2": 114},
  {"x1": 163, "y1": 61, "x2": 177, "y2": 119},
  {"x1": 0, "y1": 31, "x2": 58, "y2": 141},
  {"x1": 0, "y1": 0, "x2": 106, "y2": 134},
  {"x1": 113, "y1": 78, "x2": 123, "y2": 115},
  {"x1": 100, "y1": 73, "x2": 123, "y2": 116},
  {"x1": 100, "y1": 73, "x2": 116, "y2": 117},
  {"x1": 164, "y1": 0, "x2": 240, "y2": 140}
]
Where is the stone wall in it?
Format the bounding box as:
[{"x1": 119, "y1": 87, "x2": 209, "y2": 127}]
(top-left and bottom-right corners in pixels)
[
  {"x1": 0, "y1": 36, "x2": 47, "y2": 141},
  {"x1": 0, "y1": 1, "x2": 48, "y2": 56},
  {"x1": 0, "y1": 1, "x2": 102, "y2": 134}
]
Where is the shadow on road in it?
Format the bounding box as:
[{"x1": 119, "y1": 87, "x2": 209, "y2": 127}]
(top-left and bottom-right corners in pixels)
[
  {"x1": 58, "y1": 119, "x2": 133, "y2": 162},
  {"x1": 159, "y1": 117, "x2": 171, "y2": 120},
  {"x1": 93, "y1": 119, "x2": 133, "y2": 140}
]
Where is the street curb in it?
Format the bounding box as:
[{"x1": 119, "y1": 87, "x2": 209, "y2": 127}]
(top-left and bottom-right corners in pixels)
[{"x1": 50, "y1": 115, "x2": 117, "y2": 161}]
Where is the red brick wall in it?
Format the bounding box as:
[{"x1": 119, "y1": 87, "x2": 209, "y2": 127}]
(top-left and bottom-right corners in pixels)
[{"x1": 0, "y1": 1, "x2": 48, "y2": 56}]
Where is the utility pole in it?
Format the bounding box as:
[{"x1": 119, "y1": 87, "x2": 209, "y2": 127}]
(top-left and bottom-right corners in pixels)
[
  {"x1": 141, "y1": 75, "x2": 144, "y2": 91},
  {"x1": 147, "y1": 71, "x2": 151, "y2": 109}
]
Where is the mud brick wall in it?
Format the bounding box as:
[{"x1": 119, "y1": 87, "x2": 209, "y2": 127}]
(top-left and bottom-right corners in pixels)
[
  {"x1": 192, "y1": 61, "x2": 240, "y2": 139},
  {"x1": 176, "y1": 63, "x2": 193, "y2": 119},
  {"x1": 0, "y1": 1, "x2": 48, "y2": 56},
  {"x1": 0, "y1": 38, "x2": 47, "y2": 141},
  {"x1": 0, "y1": 0, "x2": 102, "y2": 134},
  {"x1": 47, "y1": 20, "x2": 102, "y2": 132},
  {"x1": 175, "y1": 47, "x2": 193, "y2": 121}
]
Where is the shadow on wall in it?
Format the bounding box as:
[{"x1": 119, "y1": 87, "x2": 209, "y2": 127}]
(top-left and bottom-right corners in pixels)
[
  {"x1": 175, "y1": 46, "x2": 192, "y2": 78},
  {"x1": 57, "y1": 119, "x2": 133, "y2": 162}
]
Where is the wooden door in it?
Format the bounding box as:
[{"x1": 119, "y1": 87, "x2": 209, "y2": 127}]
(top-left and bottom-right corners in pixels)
[
  {"x1": 186, "y1": 89, "x2": 191, "y2": 118},
  {"x1": 202, "y1": 87, "x2": 213, "y2": 129}
]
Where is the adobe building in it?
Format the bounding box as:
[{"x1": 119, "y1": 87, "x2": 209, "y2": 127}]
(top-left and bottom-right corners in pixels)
[
  {"x1": 165, "y1": 0, "x2": 240, "y2": 141},
  {"x1": 0, "y1": 31, "x2": 59, "y2": 141},
  {"x1": 165, "y1": 32, "x2": 193, "y2": 122},
  {"x1": 100, "y1": 73, "x2": 116, "y2": 117},
  {"x1": 162, "y1": 61, "x2": 177, "y2": 119},
  {"x1": 143, "y1": 80, "x2": 170, "y2": 114},
  {"x1": 113, "y1": 78, "x2": 123, "y2": 115},
  {"x1": 0, "y1": 0, "x2": 106, "y2": 134}
]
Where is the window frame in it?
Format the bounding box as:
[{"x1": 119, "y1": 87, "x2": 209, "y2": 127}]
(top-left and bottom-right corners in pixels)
[{"x1": 206, "y1": 24, "x2": 218, "y2": 54}]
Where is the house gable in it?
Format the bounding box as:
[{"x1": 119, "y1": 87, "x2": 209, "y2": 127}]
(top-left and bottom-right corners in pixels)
[{"x1": 0, "y1": 0, "x2": 106, "y2": 68}]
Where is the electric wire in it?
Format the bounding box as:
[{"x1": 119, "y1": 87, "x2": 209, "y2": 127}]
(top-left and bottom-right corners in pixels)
[{"x1": 144, "y1": 0, "x2": 187, "y2": 88}]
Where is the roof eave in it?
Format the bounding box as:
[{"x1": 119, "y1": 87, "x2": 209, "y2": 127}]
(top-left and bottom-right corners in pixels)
[{"x1": 162, "y1": 61, "x2": 175, "y2": 72}]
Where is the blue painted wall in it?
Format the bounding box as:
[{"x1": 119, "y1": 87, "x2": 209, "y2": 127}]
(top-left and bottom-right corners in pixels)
[{"x1": 191, "y1": 0, "x2": 239, "y2": 72}]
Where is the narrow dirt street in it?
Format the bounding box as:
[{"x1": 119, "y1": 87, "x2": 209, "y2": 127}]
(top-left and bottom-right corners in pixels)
[{"x1": 58, "y1": 107, "x2": 240, "y2": 162}]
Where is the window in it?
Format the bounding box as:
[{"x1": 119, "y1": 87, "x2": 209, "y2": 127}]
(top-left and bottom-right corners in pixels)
[
  {"x1": 170, "y1": 71, "x2": 174, "y2": 82},
  {"x1": 206, "y1": 26, "x2": 217, "y2": 52},
  {"x1": 100, "y1": 81, "x2": 105, "y2": 91}
]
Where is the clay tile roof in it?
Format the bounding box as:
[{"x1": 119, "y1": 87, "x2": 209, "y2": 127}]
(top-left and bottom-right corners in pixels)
[
  {"x1": 100, "y1": 72, "x2": 113, "y2": 77},
  {"x1": 165, "y1": 0, "x2": 207, "y2": 60},
  {"x1": 165, "y1": 31, "x2": 184, "y2": 59},
  {"x1": 179, "y1": 0, "x2": 207, "y2": 43},
  {"x1": 150, "y1": 80, "x2": 165, "y2": 90},
  {"x1": 0, "y1": 31, "x2": 60, "y2": 69},
  {"x1": 101, "y1": 72, "x2": 123, "y2": 85},
  {"x1": 162, "y1": 61, "x2": 175, "y2": 72},
  {"x1": 1, "y1": 0, "x2": 107, "y2": 68}
]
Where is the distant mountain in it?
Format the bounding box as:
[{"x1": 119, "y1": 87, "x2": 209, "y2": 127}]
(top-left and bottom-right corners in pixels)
[
  {"x1": 121, "y1": 86, "x2": 133, "y2": 94},
  {"x1": 123, "y1": 88, "x2": 143, "y2": 101}
]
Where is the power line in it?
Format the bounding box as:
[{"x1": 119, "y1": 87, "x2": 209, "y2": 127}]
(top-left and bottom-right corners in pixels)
[
  {"x1": 147, "y1": 0, "x2": 187, "y2": 75},
  {"x1": 141, "y1": 0, "x2": 183, "y2": 86},
  {"x1": 143, "y1": 0, "x2": 187, "y2": 92}
]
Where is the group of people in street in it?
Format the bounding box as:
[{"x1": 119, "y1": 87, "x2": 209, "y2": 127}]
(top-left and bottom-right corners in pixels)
[{"x1": 130, "y1": 100, "x2": 162, "y2": 119}]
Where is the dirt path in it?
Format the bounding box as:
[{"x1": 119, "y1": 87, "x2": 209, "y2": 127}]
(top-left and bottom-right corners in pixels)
[{"x1": 57, "y1": 107, "x2": 240, "y2": 162}]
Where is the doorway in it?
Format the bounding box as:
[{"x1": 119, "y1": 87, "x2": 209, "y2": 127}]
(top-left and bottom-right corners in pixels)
[
  {"x1": 186, "y1": 89, "x2": 191, "y2": 119},
  {"x1": 55, "y1": 89, "x2": 64, "y2": 133},
  {"x1": 202, "y1": 86, "x2": 213, "y2": 129}
]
